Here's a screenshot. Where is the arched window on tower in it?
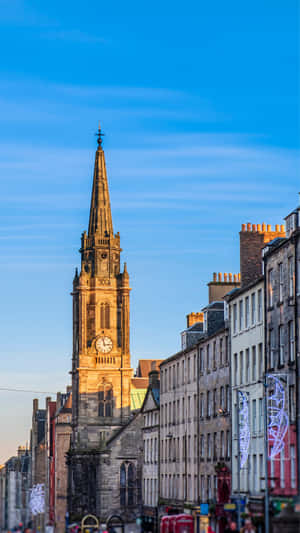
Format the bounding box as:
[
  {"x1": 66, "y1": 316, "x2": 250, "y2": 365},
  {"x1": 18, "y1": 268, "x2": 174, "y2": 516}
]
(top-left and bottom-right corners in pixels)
[
  {"x1": 105, "y1": 387, "x2": 113, "y2": 416},
  {"x1": 119, "y1": 462, "x2": 136, "y2": 507},
  {"x1": 105, "y1": 303, "x2": 110, "y2": 329},
  {"x1": 98, "y1": 385, "x2": 113, "y2": 417},
  {"x1": 100, "y1": 303, "x2": 110, "y2": 329},
  {"x1": 120, "y1": 463, "x2": 126, "y2": 506},
  {"x1": 127, "y1": 463, "x2": 135, "y2": 506}
]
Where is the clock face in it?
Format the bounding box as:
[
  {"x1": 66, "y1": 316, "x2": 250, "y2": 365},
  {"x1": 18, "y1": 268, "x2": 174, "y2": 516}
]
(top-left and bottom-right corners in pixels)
[{"x1": 96, "y1": 336, "x2": 113, "y2": 354}]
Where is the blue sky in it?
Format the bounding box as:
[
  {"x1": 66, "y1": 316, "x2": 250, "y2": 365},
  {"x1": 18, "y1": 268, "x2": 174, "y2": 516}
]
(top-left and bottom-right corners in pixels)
[{"x1": 0, "y1": 0, "x2": 299, "y2": 462}]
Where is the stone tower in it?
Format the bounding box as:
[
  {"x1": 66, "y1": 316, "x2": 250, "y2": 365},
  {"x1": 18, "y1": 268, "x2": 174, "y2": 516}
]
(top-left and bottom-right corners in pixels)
[{"x1": 71, "y1": 127, "x2": 133, "y2": 450}]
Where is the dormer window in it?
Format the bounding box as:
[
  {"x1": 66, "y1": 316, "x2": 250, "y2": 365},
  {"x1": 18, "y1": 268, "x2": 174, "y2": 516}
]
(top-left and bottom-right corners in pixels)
[
  {"x1": 203, "y1": 311, "x2": 208, "y2": 332},
  {"x1": 286, "y1": 213, "x2": 297, "y2": 237}
]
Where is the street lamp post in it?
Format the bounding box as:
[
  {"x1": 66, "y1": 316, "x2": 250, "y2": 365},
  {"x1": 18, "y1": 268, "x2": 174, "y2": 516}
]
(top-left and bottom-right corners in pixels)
[
  {"x1": 263, "y1": 373, "x2": 269, "y2": 533},
  {"x1": 236, "y1": 390, "x2": 241, "y2": 531}
]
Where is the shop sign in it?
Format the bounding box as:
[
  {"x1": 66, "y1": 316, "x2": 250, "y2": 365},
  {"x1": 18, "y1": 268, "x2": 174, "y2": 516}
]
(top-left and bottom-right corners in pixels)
[
  {"x1": 248, "y1": 501, "x2": 264, "y2": 514},
  {"x1": 224, "y1": 504, "x2": 236, "y2": 511},
  {"x1": 200, "y1": 504, "x2": 209, "y2": 516},
  {"x1": 199, "y1": 516, "x2": 209, "y2": 533}
]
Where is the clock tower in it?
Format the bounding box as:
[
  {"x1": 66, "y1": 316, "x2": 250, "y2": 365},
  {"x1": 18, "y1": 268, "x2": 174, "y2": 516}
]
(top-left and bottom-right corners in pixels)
[{"x1": 71, "y1": 127, "x2": 133, "y2": 449}]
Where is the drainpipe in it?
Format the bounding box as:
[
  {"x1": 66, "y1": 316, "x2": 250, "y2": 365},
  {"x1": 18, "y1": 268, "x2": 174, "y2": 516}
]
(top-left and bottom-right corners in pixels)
[
  {"x1": 197, "y1": 345, "x2": 200, "y2": 505},
  {"x1": 294, "y1": 231, "x2": 300, "y2": 495},
  {"x1": 263, "y1": 254, "x2": 269, "y2": 533},
  {"x1": 236, "y1": 390, "x2": 241, "y2": 531}
]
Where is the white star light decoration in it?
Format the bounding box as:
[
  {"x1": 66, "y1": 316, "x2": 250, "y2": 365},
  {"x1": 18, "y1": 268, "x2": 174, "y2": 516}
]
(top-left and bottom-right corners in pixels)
[
  {"x1": 267, "y1": 374, "x2": 289, "y2": 459},
  {"x1": 29, "y1": 484, "x2": 45, "y2": 515},
  {"x1": 238, "y1": 390, "x2": 250, "y2": 467}
]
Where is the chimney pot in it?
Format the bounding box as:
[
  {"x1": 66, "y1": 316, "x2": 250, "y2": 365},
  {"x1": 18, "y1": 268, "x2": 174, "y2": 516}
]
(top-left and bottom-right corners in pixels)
[
  {"x1": 247, "y1": 223, "x2": 251, "y2": 231},
  {"x1": 241, "y1": 223, "x2": 246, "y2": 232},
  {"x1": 229, "y1": 273, "x2": 232, "y2": 282},
  {"x1": 33, "y1": 399, "x2": 38, "y2": 413},
  {"x1": 252, "y1": 224, "x2": 257, "y2": 232},
  {"x1": 262, "y1": 223, "x2": 266, "y2": 232},
  {"x1": 234, "y1": 274, "x2": 238, "y2": 282},
  {"x1": 224, "y1": 273, "x2": 228, "y2": 282},
  {"x1": 238, "y1": 273, "x2": 241, "y2": 281},
  {"x1": 267, "y1": 224, "x2": 271, "y2": 232},
  {"x1": 213, "y1": 272, "x2": 217, "y2": 282},
  {"x1": 275, "y1": 224, "x2": 280, "y2": 232},
  {"x1": 149, "y1": 369, "x2": 160, "y2": 388},
  {"x1": 218, "y1": 272, "x2": 222, "y2": 282},
  {"x1": 281, "y1": 224, "x2": 285, "y2": 233},
  {"x1": 257, "y1": 224, "x2": 262, "y2": 232}
]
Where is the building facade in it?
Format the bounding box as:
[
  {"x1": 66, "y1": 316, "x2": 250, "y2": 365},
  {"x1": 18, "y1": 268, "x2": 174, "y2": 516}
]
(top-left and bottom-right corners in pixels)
[
  {"x1": 54, "y1": 391, "x2": 72, "y2": 533},
  {"x1": 160, "y1": 276, "x2": 235, "y2": 531},
  {"x1": 0, "y1": 448, "x2": 31, "y2": 531},
  {"x1": 141, "y1": 369, "x2": 160, "y2": 533},
  {"x1": 227, "y1": 277, "x2": 265, "y2": 516},
  {"x1": 263, "y1": 205, "x2": 300, "y2": 503},
  {"x1": 68, "y1": 129, "x2": 144, "y2": 524}
]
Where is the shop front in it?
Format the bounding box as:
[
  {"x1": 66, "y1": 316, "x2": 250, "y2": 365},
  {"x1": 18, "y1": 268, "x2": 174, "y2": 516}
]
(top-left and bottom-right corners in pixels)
[{"x1": 142, "y1": 506, "x2": 158, "y2": 533}]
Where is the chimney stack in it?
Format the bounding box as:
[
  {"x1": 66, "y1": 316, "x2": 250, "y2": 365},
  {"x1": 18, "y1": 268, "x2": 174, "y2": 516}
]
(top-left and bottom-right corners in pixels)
[
  {"x1": 186, "y1": 312, "x2": 204, "y2": 328},
  {"x1": 207, "y1": 272, "x2": 240, "y2": 303},
  {"x1": 240, "y1": 222, "x2": 286, "y2": 287},
  {"x1": 149, "y1": 369, "x2": 160, "y2": 388}
]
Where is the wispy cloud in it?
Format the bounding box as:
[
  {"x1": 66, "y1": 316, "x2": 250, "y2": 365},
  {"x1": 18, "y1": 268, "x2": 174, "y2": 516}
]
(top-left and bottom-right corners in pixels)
[
  {"x1": 41, "y1": 28, "x2": 107, "y2": 45},
  {"x1": 0, "y1": 79, "x2": 185, "y2": 101}
]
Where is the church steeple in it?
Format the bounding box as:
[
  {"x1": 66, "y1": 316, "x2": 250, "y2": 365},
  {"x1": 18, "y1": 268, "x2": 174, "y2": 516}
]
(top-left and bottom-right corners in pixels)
[
  {"x1": 70, "y1": 129, "x2": 133, "y2": 511},
  {"x1": 88, "y1": 124, "x2": 114, "y2": 238}
]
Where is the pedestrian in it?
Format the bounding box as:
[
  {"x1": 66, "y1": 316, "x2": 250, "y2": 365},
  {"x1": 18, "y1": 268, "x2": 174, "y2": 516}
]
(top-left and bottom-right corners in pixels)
[
  {"x1": 224, "y1": 521, "x2": 239, "y2": 533},
  {"x1": 240, "y1": 519, "x2": 256, "y2": 533}
]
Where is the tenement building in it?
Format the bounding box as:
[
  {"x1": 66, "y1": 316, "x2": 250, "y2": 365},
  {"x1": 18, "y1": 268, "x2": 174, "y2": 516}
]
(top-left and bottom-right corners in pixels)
[
  {"x1": 263, "y1": 205, "x2": 300, "y2": 502},
  {"x1": 54, "y1": 390, "x2": 72, "y2": 533},
  {"x1": 227, "y1": 276, "x2": 265, "y2": 516},
  {"x1": 141, "y1": 367, "x2": 160, "y2": 533},
  {"x1": 0, "y1": 448, "x2": 31, "y2": 531},
  {"x1": 67, "y1": 129, "x2": 143, "y2": 523},
  {"x1": 226, "y1": 222, "x2": 289, "y2": 522},
  {"x1": 160, "y1": 274, "x2": 238, "y2": 530}
]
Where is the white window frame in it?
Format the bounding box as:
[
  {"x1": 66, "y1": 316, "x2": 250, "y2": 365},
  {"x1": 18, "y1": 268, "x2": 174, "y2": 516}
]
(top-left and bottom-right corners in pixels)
[
  {"x1": 253, "y1": 454, "x2": 257, "y2": 492},
  {"x1": 234, "y1": 353, "x2": 238, "y2": 386},
  {"x1": 289, "y1": 320, "x2": 295, "y2": 362},
  {"x1": 239, "y1": 300, "x2": 243, "y2": 331},
  {"x1": 239, "y1": 351, "x2": 244, "y2": 385},
  {"x1": 268, "y1": 269, "x2": 274, "y2": 307},
  {"x1": 269, "y1": 329, "x2": 275, "y2": 368},
  {"x1": 252, "y1": 399, "x2": 257, "y2": 434},
  {"x1": 258, "y1": 288, "x2": 263, "y2": 322},
  {"x1": 258, "y1": 343, "x2": 263, "y2": 378},
  {"x1": 252, "y1": 345, "x2": 256, "y2": 381},
  {"x1": 279, "y1": 263, "x2": 283, "y2": 301},
  {"x1": 207, "y1": 433, "x2": 211, "y2": 459},
  {"x1": 279, "y1": 325, "x2": 284, "y2": 365},
  {"x1": 233, "y1": 303, "x2": 237, "y2": 334},
  {"x1": 245, "y1": 296, "x2": 250, "y2": 328},
  {"x1": 246, "y1": 348, "x2": 250, "y2": 383},
  {"x1": 251, "y1": 292, "x2": 256, "y2": 325},
  {"x1": 288, "y1": 256, "x2": 294, "y2": 297}
]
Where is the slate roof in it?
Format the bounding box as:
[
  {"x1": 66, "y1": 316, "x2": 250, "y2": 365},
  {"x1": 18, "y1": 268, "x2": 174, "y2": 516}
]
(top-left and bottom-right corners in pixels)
[
  {"x1": 151, "y1": 387, "x2": 160, "y2": 407},
  {"x1": 131, "y1": 377, "x2": 149, "y2": 389},
  {"x1": 131, "y1": 389, "x2": 147, "y2": 410},
  {"x1": 136, "y1": 359, "x2": 164, "y2": 377}
]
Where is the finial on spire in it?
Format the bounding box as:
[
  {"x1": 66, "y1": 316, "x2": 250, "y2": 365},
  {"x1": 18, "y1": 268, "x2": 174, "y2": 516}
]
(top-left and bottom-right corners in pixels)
[{"x1": 95, "y1": 122, "x2": 105, "y2": 147}]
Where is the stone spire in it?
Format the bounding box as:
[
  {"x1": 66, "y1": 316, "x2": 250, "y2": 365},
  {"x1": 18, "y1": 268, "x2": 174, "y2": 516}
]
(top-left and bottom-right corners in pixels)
[{"x1": 88, "y1": 124, "x2": 113, "y2": 238}]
